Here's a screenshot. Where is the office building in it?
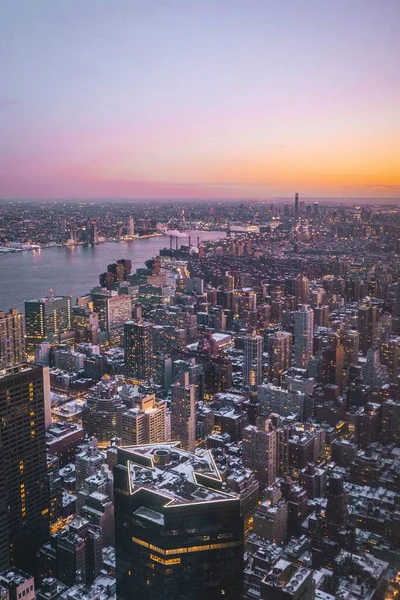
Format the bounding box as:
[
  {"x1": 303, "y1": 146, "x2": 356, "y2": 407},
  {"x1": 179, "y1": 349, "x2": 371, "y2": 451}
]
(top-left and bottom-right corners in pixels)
[
  {"x1": 361, "y1": 348, "x2": 389, "y2": 388},
  {"x1": 25, "y1": 294, "x2": 72, "y2": 353},
  {"x1": 75, "y1": 438, "x2": 105, "y2": 491},
  {"x1": 0, "y1": 309, "x2": 25, "y2": 369},
  {"x1": 354, "y1": 402, "x2": 381, "y2": 449},
  {"x1": 173, "y1": 358, "x2": 205, "y2": 403},
  {"x1": 381, "y1": 399, "x2": 400, "y2": 445},
  {"x1": 299, "y1": 463, "x2": 327, "y2": 499},
  {"x1": 269, "y1": 331, "x2": 291, "y2": 384},
  {"x1": 313, "y1": 305, "x2": 329, "y2": 328},
  {"x1": 242, "y1": 417, "x2": 277, "y2": 486},
  {"x1": 295, "y1": 275, "x2": 309, "y2": 306},
  {"x1": 0, "y1": 364, "x2": 50, "y2": 572},
  {"x1": 171, "y1": 372, "x2": 196, "y2": 452},
  {"x1": 53, "y1": 517, "x2": 102, "y2": 586},
  {"x1": 243, "y1": 330, "x2": 263, "y2": 389},
  {"x1": 105, "y1": 295, "x2": 131, "y2": 333},
  {"x1": 321, "y1": 332, "x2": 344, "y2": 387},
  {"x1": 0, "y1": 570, "x2": 35, "y2": 600},
  {"x1": 127, "y1": 215, "x2": 135, "y2": 236},
  {"x1": 114, "y1": 443, "x2": 243, "y2": 600},
  {"x1": 260, "y1": 559, "x2": 313, "y2": 600},
  {"x1": 86, "y1": 220, "x2": 98, "y2": 245},
  {"x1": 258, "y1": 383, "x2": 305, "y2": 420},
  {"x1": 82, "y1": 381, "x2": 126, "y2": 447},
  {"x1": 294, "y1": 305, "x2": 314, "y2": 368},
  {"x1": 124, "y1": 320, "x2": 153, "y2": 381},
  {"x1": 342, "y1": 329, "x2": 360, "y2": 368},
  {"x1": 357, "y1": 304, "x2": 379, "y2": 354},
  {"x1": 253, "y1": 497, "x2": 288, "y2": 545},
  {"x1": 47, "y1": 454, "x2": 63, "y2": 528},
  {"x1": 121, "y1": 394, "x2": 166, "y2": 445}
]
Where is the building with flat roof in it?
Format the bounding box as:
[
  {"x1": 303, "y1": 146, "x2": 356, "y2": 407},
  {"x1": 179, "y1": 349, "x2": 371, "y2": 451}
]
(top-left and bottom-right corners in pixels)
[
  {"x1": 114, "y1": 442, "x2": 244, "y2": 600},
  {"x1": 0, "y1": 364, "x2": 50, "y2": 572},
  {"x1": 25, "y1": 295, "x2": 72, "y2": 352}
]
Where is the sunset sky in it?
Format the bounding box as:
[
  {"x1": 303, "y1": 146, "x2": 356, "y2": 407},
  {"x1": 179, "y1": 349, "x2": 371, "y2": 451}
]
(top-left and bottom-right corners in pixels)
[{"x1": 1, "y1": 0, "x2": 399, "y2": 200}]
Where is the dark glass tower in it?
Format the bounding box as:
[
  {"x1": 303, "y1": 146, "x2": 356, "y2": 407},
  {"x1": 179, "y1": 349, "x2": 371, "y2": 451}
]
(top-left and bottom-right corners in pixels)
[
  {"x1": 124, "y1": 320, "x2": 153, "y2": 381},
  {"x1": 0, "y1": 364, "x2": 50, "y2": 572},
  {"x1": 114, "y1": 443, "x2": 244, "y2": 600}
]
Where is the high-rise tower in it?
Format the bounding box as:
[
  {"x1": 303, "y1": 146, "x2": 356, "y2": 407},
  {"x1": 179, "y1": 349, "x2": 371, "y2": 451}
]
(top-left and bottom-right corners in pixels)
[
  {"x1": 25, "y1": 295, "x2": 72, "y2": 353},
  {"x1": 243, "y1": 330, "x2": 263, "y2": 389},
  {"x1": 294, "y1": 305, "x2": 314, "y2": 368},
  {"x1": 269, "y1": 331, "x2": 292, "y2": 384},
  {"x1": 114, "y1": 443, "x2": 243, "y2": 600},
  {"x1": 0, "y1": 309, "x2": 26, "y2": 369},
  {"x1": 0, "y1": 364, "x2": 50, "y2": 572},
  {"x1": 171, "y1": 372, "x2": 196, "y2": 452},
  {"x1": 295, "y1": 275, "x2": 309, "y2": 306},
  {"x1": 124, "y1": 320, "x2": 153, "y2": 381}
]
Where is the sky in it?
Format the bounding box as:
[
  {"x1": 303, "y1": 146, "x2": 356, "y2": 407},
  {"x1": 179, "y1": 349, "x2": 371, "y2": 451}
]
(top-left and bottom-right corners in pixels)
[{"x1": 1, "y1": 0, "x2": 399, "y2": 201}]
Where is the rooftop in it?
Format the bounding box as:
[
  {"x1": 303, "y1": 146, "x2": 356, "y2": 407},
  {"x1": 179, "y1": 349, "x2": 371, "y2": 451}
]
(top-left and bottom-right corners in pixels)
[{"x1": 122, "y1": 442, "x2": 238, "y2": 506}]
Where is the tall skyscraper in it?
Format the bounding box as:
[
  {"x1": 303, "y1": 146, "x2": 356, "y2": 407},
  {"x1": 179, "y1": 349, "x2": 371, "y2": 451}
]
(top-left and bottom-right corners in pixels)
[
  {"x1": 171, "y1": 371, "x2": 196, "y2": 452},
  {"x1": 86, "y1": 220, "x2": 98, "y2": 245},
  {"x1": 321, "y1": 332, "x2": 344, "y2": 387},
  {"x1": 242, "y1": 417, "x2": 277, "y2": 486},
  {"x1": 0, "y1": 364, "x2": 50, "y2": 572},
  {"x1": 25, "y1": 294, "x2": 72, "y2": 353},
  {"x1": 124, "y1": 320, "x2": 153, "y2": 381},
  {"x1": 294, "y1": 305, "x2": 314, "y2": 368},
  {"x1": 381, "y1": 399, "x2": 400, "y2": 445},
  {"x1": 127, "y1": 215, "x2": 135, "y2": 236},
  {"x1": 357, "y1": 304, "x2": 379, "y2": 354},
  {"x1": 294, "y1": 192, "x2": 299, "y2": 217},
  {"x1": 244, "y1": 330, "x2": 263, "y2": 389},
  {"x1": 114, "y1": 443, "x2": 243, "y2": 600},
  {"x1": 0, "y1": 309, "x2": 25, "y2": 369},
  {"x1": 269, "y1": 331, "x2": 292, "y2": 384},
  {"x1": 295, "y1": 275, "x2": 309, "y2": 306}
]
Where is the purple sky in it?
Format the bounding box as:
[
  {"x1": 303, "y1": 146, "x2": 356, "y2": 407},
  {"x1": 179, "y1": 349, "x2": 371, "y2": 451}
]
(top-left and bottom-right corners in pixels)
[{"x1": 1, "y1": 0, "x2": 399, "y2": 200}]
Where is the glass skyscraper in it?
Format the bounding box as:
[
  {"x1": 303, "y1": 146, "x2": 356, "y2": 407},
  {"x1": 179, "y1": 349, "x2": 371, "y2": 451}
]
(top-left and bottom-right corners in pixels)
[{"x1": 114, "y1": 443, "x2": 243, "y2": 600}]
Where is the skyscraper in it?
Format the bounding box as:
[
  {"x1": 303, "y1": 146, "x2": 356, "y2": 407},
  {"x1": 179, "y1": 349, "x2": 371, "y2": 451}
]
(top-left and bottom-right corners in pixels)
[
  {"x1": 171, "y1": 371, "x2": 196, "y2": 452},
  {"x1": 321, "y1": 332, "x2": 344, "y2": 387},
  {"x1": 295, "y1": 275, "x2": 309, "y2": 306},
  {"x1": 357, "y1": 304, "x2": 379, "y2": 354},
  {"x1": 114, "y1": 443, "x2": 243, "y2": 600},
  {"x1": 294, "y1": 192, "x2": 299, "y2": 217},
  {"x1": 86, "y1": 220, "x2": 98, "y2": 245},
  {"x1": 269, "y1": 331, "x2": 292, "y2": 384},
  {"x1": 0, "y1": 309, "x2": 25, "y2": 369},
  {"x1": 294, "y1": 305, "x2": 314, "y2": 368},
  {"x1": 127, "y1": 215, "x2": 135, "y2": 236},
  {"x1": 243, "y1": 330, "x2": 263, "y2": 389},
  {"x1": 242, "y1": 417, "x2": 277, "y2": 486},
  {"x1": 0, "y1": 364, "x2": 50, "y2": 572},
  {"x1": 124, "y1": 320, "x2": 153, "y2": 381},
  {"x1": 25, "y1": 294, "x2": 72, "y2": 353},
  {"x1": 121, "y1": 394, "x2": 166, "y2": 445}
]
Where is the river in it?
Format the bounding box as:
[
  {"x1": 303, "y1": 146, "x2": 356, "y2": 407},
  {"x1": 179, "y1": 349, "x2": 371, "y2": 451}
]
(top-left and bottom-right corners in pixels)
[{"x1": 0, "y1": 230, "x2": 225, "y2": 312}]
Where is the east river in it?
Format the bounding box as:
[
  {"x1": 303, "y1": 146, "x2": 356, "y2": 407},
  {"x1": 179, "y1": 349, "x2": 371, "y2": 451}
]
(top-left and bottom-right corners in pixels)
[{"x1": 0, "y1": 230, "x2": 225, "y2": 312}]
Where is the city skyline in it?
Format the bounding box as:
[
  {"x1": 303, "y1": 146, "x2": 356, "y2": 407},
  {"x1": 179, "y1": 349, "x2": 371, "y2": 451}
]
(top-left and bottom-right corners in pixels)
[{"x1": 1, "y1": 0, "x2": 400, "y2": 201}]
